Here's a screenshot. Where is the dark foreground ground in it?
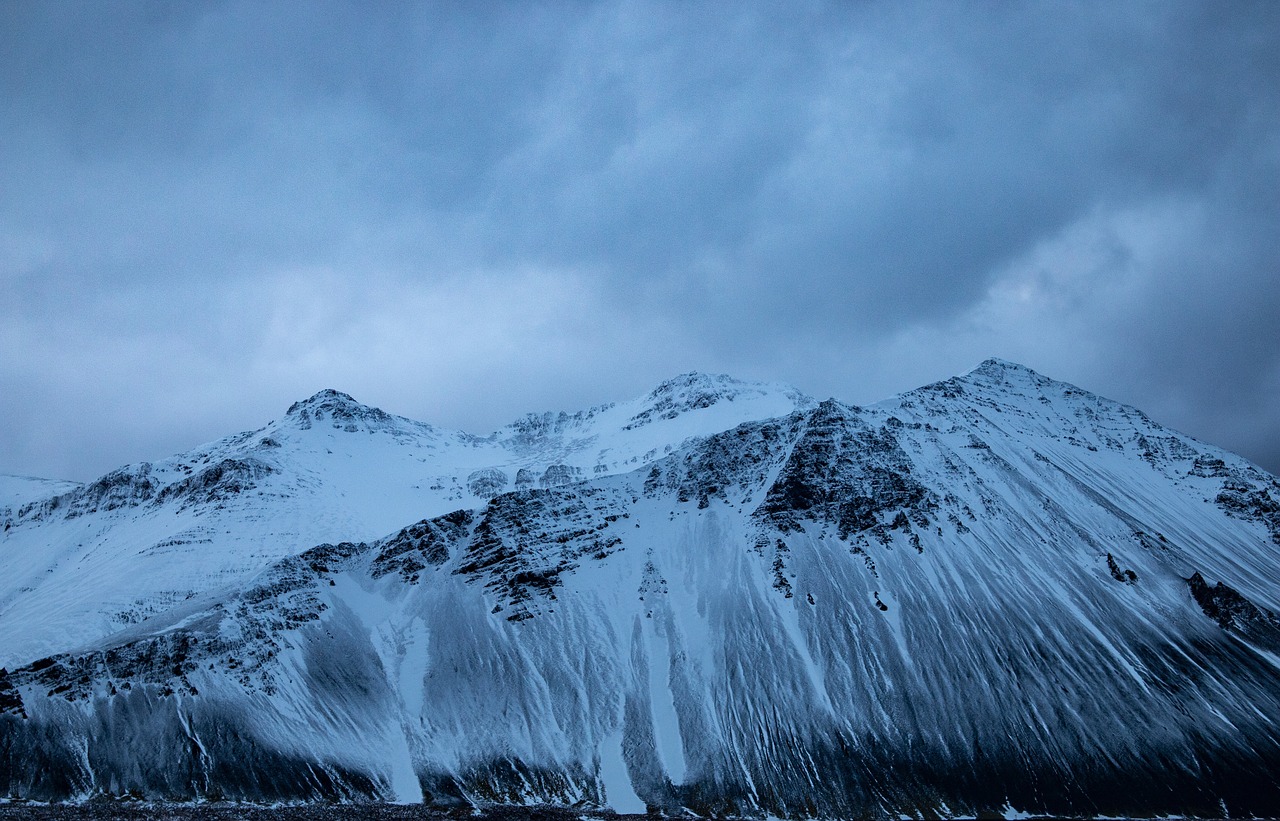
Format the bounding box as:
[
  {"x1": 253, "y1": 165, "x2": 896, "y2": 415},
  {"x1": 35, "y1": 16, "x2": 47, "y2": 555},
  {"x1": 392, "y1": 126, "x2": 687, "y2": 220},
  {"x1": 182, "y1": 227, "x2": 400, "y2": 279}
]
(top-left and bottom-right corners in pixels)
[
  {"x1": 0, "y1": 808, "x2": 1257, "y2": 821},
  {"x1": 0, "y1": 806, "x2": 644, "y2": 821}
]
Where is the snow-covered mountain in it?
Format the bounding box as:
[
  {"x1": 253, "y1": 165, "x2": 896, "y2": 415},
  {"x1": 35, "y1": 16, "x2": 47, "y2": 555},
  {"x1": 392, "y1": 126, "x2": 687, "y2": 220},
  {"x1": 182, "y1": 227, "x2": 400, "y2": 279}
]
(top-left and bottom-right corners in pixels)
[
  {"x1": 0, "y1": 373, "x2": 811, "y2": 667},
  {"x1": 1, "y1": 360, "x2": 1278, "y2": 818}
]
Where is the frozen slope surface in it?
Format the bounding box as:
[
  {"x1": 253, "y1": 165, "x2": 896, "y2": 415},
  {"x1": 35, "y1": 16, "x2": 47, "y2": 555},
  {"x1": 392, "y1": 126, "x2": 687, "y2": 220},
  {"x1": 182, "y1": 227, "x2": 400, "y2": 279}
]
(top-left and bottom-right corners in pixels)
[
  {"x1": 1, "y1": 361, "x2": 1279, "y2": 818},
  {"x1": 0, "y1": 474, "x2": 81, "y2": 510}
]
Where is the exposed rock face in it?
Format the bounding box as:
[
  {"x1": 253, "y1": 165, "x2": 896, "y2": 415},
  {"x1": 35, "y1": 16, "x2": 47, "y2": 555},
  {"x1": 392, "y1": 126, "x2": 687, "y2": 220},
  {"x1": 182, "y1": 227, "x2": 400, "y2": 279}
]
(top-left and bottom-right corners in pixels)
[
  {"x1": 1216, "y1": 478, "x2": 1280, "y2": 545},
  {"x1": 1, "y1": 360, "x2": 1279, "y2": 817},
  {"x1": 466, "y1": 469, "x2": 509, "y2": 499},
  {"x1": 537, "y1": 464, "x2": 581, "y2": 488},
  {"x1": 285, "y1": 389, "x2": 408, "y2": 434},
  {"x1": 17, "y1": 463, "x2": 161, "y2": 521},
  {"x1": 371, "y1": 511, "x2": 473, "y2": 583},
  {"x1": 624, "y1": 372, "x2": 812, "y2": 431},
  {"x1": 754, "y1": 401, "x2": 935, "y2": 538},
  {"x1": 1187, "y1": 570, "x2": 1280, "y2": 652}
]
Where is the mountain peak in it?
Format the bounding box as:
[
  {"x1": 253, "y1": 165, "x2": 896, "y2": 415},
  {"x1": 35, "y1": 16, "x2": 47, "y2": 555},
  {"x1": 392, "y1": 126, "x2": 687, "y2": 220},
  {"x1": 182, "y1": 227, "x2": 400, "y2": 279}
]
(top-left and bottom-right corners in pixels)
[
  {"x1": 969, "y1": 357, "x2": 1041, "y2": 378},
  {"x1": 892, "y1": 358, "x2": 1095, "y2": 412},
  {"x1": 653, "y1": 370, "x2": 734, "y2": 387},
  {"x1": 626, "y1": 371, "x2": 813, "y2": 430},
  {"x1": 646, "y1": 371, "x2": 737, "y2": 400},
  {"x1": 286, "y1": 389, "x2": 363, "y2": 416},
  {"x1": 956, "y1": 358, "x2": 1066, "y2": 394},
  {"x1": 281, "y1": 389, "x2": 426, "y2": 437},
  {"x1": 646, "y1": 371, "x2": 807, "y2": 401}
]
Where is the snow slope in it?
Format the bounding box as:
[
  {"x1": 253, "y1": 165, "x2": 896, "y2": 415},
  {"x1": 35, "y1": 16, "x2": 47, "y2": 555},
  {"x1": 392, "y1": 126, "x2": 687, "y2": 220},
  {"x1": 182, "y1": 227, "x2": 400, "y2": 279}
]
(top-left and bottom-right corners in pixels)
[
  {"x1": 1, "y1": 361, "x2": 1278, "y2": 818},
  {"x1": 0, "y1": 474, "x2": 81, "y2": 510}
]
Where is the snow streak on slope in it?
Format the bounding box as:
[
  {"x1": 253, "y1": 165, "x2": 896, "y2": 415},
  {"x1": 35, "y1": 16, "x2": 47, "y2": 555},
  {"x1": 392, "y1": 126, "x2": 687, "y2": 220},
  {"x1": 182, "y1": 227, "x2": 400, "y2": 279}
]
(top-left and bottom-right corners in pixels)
[{"x1": 1, "y1": 361, "x2": 1279, "y2": 818}]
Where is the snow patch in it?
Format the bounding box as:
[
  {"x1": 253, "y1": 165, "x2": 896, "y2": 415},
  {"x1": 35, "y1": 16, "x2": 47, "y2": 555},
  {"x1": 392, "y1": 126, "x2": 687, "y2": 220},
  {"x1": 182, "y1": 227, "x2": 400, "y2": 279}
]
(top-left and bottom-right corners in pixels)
[{"x1": 599, "y1": 727, "x2": 645, "y2": 814}]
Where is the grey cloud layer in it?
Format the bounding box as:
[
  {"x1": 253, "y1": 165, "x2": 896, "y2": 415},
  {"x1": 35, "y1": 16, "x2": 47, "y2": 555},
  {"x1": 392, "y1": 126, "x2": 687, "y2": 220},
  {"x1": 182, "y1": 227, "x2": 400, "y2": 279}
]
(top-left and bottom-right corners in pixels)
[{"x1": 2, "y1": 1, "x2": 1278, "y2": 480}]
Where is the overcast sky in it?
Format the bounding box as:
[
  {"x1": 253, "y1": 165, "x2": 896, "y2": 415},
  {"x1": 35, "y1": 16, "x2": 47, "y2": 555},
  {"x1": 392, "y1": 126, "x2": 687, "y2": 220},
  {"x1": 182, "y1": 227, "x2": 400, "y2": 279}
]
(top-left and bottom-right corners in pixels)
[{"x1": 2, "y1": 1, "x2": 1278, "y2": 482}]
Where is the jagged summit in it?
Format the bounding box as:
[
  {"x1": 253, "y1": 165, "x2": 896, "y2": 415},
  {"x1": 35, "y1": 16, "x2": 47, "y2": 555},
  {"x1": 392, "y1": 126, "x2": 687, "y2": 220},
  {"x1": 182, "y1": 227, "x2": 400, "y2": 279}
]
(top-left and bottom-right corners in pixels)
[
  {"x1": 888, "y1": 358, "x2": 1095, "y2": 411},
  {"x1": 969, "y1": 356, "x2": 1038, "y2": 377},
  {"x1": 977, "y1": 355, "x2": 1032, "y2": 370},
  {"x1": 645, "y1": 370, "x2": 806, "y2": 401},
  {"x1": 484, "y1": 372, "x2": 814, "y2": 467},
  {"x1": 961, "y1": 357, "x2": 1064, "y2": 390},
  {"x1": 284, "y1": 387, "x2": 390, "y2": 425},
  {"x1": 647, "y1": 370, "x2": 749, "y2": 393},
  {"x1": 286, "y1": 388, "x2": 363, "y2": 416},
  {"x1": 627, "y1": 371, "x2": 813, "y2": 430},
  {"x1": 280, "y1": 388, "x2": 432, "y2": 438},
  {"x1": 950, "y1": 358, "x2": 1167, "y2": 433}
]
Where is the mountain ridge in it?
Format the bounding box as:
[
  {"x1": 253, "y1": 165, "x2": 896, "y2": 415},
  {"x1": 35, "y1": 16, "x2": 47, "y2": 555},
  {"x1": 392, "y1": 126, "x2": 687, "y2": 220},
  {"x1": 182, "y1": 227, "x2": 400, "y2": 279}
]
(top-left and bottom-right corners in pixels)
[
  {"x1": 1, "y1": 360, "x2": 1278, "y2": 817},
  {"x1": 0, "y1": 370, "x2": 815, "y2": 667}
]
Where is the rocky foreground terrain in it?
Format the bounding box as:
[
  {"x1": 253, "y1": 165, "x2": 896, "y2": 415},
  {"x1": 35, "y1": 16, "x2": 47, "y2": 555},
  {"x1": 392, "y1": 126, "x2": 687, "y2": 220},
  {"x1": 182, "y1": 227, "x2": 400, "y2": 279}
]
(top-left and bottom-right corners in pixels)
[{"x1": 0, "y1": 804, "x2": 645, "y2": 821}]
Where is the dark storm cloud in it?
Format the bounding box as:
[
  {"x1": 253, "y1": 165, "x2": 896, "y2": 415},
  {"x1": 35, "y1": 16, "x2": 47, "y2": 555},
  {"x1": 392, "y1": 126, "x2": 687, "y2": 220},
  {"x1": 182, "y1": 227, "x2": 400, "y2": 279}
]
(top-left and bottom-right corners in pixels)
[{"x1": 1, "y1": 1, "x2": 1277, "y2": 480}]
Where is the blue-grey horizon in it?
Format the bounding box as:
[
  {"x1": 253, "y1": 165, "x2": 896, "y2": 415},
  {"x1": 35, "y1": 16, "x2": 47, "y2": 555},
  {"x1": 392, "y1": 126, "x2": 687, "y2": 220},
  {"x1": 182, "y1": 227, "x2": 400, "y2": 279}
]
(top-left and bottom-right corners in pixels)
[{"x1": 2, "y1": 1, "x2": 1278, "y2": 482}]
